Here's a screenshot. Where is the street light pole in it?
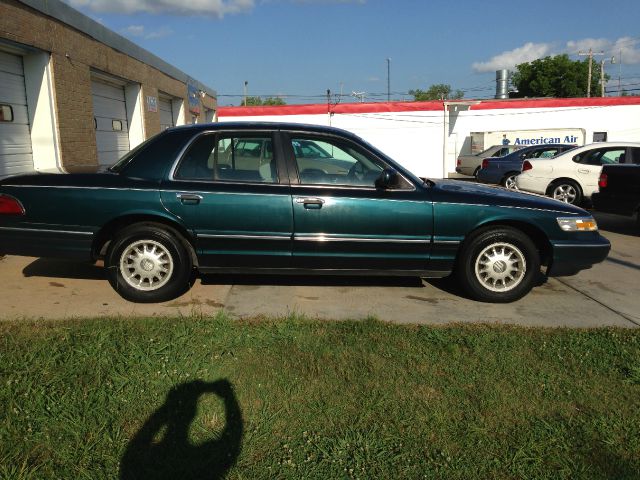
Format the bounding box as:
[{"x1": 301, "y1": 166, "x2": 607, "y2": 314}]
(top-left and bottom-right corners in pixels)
[{"x1": 243, "y1": 81, "x2": 248, "y2": 106}]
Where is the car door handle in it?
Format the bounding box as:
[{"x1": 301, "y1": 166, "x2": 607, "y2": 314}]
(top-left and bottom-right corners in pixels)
[
  {"x1": 176, "y1": 193, "x2": 203, "y2": 205},
  {"x1": 295, "y1": 197, "x2": 325, "y2": 209}
]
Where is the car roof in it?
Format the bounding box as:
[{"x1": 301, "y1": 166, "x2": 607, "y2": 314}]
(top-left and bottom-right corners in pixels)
[{"x1": 169, "y1": 121, "x2": 355, "y2": 137}]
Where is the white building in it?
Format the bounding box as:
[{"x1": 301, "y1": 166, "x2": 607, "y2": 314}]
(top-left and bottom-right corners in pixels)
[{"x1": 217, "y1": 97, "x2": 640, "y2": 178}]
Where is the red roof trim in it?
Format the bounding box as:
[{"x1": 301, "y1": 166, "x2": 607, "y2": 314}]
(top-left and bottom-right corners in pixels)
[{"x1": 218, "y1": 97, "x2": 640, "y2": 117}]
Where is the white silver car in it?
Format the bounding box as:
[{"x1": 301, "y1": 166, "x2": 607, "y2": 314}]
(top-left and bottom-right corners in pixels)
[{"x1": 516, "y1": 142, "x2": 640, "y2": 205}]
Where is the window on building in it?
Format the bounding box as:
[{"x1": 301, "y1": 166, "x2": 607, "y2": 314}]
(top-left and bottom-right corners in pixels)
[
  {"x1": 593, "y1": 132, "x2": 608, "y2": 142},
  {"x1": 0, "y1": 105, "x2": 14, "y2": 122}
]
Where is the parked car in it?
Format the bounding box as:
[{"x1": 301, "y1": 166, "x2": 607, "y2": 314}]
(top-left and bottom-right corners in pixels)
[
  {"x1": 456, "y1": 145, "x2": 523, "y2": 177},
  {"x1": 516, "y1": 142, "x2": 640, "y2": 205},
  {"x1": 476, "y1": 144, "x2": 577, "y2": 189},
  {"x1": 0, "y1": 123, "x2": 610, "y2": 303},
  {"x1": 592, "y1": 163, "x2": 640, "y2": 227}
]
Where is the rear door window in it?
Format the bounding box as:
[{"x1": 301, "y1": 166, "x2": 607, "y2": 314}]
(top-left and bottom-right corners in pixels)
[
  {"x1": 175, "y1": 133, "x2": 277, "y2": 183},
  {"x1": 574, "y1": 148, "x2": 626, "y2": 166}
]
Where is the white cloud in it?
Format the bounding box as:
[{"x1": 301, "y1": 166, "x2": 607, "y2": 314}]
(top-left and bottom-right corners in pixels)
[
  {"x1": 565, "y1": 37, "x2": 610, "y2": 54},
  {"x1": 64, "y1": 0, "x2": 255, "y2": 17},
  {"x1": 611, "y1": 36, "x2": 640, "y2": 64},
  {"x1": 121, "y1": 25, "x2": 174, "y2": 39},
  {"x1": 65, "y1": 0, "x2": 364, "y2": 16},
  {"x1": 473, "y1": 37, "x2": 640, "y2": 73},
  {"x1": 472, "y1": 42, "x2": 553, "y2": 73},
  {"x1": 122, "y1": 25, "x2": 144, "y2": 37}
]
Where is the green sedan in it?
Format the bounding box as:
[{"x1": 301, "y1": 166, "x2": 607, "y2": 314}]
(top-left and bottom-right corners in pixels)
[{"x1": 0, "y1": 123, "x2": 610, "y2": 303}]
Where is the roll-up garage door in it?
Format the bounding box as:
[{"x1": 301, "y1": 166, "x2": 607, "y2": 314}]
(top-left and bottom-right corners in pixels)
[
  {"x1": 91, "y1": 77, "x2": 130, "y2": 166},
  {"x1": 159, "y1": 97, "x2": 174, "y2": 131},
  {"x1": 0, "y1": 51, "x2": 33, "y2": 177}
]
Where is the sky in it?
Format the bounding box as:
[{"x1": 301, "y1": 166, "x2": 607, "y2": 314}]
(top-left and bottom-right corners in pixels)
[{"x1": 61, "y1": 0, "x2": 640, "y2": 105}]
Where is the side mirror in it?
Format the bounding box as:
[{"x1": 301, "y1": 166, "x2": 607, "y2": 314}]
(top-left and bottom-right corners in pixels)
[{"x1": 375, "y1": 168, "x2": 399, "y2": 189}]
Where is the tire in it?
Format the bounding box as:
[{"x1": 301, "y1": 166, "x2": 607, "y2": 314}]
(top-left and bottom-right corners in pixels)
[
  {"x1": 547, "y1": 180, "x2": 582, "y2": 205},
  {"x1": 106, "y1": 223, "x2": 193, "y2": 303},
  {"x1": 473, "y1": 166, "x2": 481, "y2": 178},
  {"x1": 456, "y1": 227, "x2": 540, "y2": 303},
  {"x1": 501, "y1": 172, "x2": 519, "y2": 189}
]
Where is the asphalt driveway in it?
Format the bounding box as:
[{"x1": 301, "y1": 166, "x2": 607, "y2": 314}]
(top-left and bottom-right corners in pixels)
[{"x1": 1, "y1": 212, "x2": 638, "y2": 328}]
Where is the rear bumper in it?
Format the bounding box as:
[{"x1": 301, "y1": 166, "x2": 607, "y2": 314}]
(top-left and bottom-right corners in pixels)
[
  {"x1": 476, "y1": 169, "x2": 501, "y2": 184},
  {"x1": 515, "y1": 173, "x2": 546, "y2": 195},
  {"x1": 0, "y1": 225, "x2": 94, "y2": 260},
  {"x1": 547, "y1": 235, "x2": 611, "y2": 277},
  {"x1": 592, "y1": 192, "x2": 638, "y2": 217}
]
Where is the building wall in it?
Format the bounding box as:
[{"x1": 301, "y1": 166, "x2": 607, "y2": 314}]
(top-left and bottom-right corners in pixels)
[{"x1": 0, "y1": 0, "x2": 216, "y2": 171}]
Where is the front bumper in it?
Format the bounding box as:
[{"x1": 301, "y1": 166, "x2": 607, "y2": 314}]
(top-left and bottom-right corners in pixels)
[{"x1": 547, "y1": 234, "x2": 611, "y2": 276}]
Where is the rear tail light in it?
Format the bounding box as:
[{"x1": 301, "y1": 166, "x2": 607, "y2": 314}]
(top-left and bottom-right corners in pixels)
[
  {"x1": 481, "y1": 159, "x2": 489, "y2": 169},
  {"x1": 522, "y1": 160, "x2": 533, "y2": 172},
  {"x1": 0, "y1": 194, "x2": 25, "y2": 215},
  {"x1": 598, "y1": 172, "x2": 608, "y2": 189}
]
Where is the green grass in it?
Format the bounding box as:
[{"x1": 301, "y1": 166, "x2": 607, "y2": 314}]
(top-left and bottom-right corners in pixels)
[{"x1": 1, "y1": 314, "x2": 639, "y2": 479}]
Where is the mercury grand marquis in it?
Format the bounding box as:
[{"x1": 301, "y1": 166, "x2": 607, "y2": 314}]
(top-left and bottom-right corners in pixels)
[{"x1": 0, "y1": 123, "x2": 610, "y2": 303}]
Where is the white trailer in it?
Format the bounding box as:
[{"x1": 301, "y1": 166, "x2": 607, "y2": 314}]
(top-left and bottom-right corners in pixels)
[{"x1": 470, "y1": 128, "x2": 587, "y2": 154}]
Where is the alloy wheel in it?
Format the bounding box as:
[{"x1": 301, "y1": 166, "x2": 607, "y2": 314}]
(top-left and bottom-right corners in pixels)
[
  {"x1": 474, "y1": 242, "x2": 527, "y2": 292},
  {"x1": 552, "y1": 184, "x2": 577, "y2": 203},
  {"x1": 119, "y1": 239, "x2": 174, "y2": 291}
]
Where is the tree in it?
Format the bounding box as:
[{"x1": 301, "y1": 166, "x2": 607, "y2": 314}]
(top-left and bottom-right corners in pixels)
[
  {"x1": 511, "y1": 54, "x2": 607, "y2": 98},
  {"x1": 409, "y1": 84, "x2": 464, "y2": 101},
  {"x1": 242, "y1": 96, "x2": 286, "y2": 106}
]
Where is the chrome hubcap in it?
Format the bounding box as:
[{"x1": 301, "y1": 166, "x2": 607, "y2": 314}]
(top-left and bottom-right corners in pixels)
[
  {"x1": 119, "y1": 240, "x2": 174, "y2": 291},
  {"x1": 504, "y1": 175, "x2": 518, "y2": 189},
  {"x1": 475, "y1": 242, "x2": 526, "y2": 293},
  {"x1": 552, "y1": 184, "x2": 577, "y2": 203}
]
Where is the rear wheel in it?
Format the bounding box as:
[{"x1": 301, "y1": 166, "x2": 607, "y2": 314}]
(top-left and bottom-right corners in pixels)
[
  {"x1": 547, "y1": 180, "x2": 582, "y2": 205},
  {"x1": 501, "y1": 172, "x2": 519, "y2": 189},
  {"x1": 473, "y1": 166, "x2": 481, "y2": 178},
  {"x1": 106, "y1": 223, "x2": 193, "y2": 303},
  {"x1": 456, "y1": 227, "x2": 540, "y2": 303}
]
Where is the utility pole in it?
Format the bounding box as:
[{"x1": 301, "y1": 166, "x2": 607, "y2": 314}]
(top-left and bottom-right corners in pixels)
[
  {"x1": 600, "y1": 56, "x2": 615, "y2": 97},
  {"x1": 243, "y1": 81, "x2": 248, "y2": 106},
  {"x1": 578, "y1": 48, "x2": 604, "y2": 97},
  {"x1": 387, "y1": 58, "x2": 391, "y2": 102},
  {"x1": 618, "y1": 49, "x2": 622, "y2": 96}
]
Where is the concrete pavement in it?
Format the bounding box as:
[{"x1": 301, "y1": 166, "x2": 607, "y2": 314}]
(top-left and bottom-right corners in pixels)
[{"x1": 0, "y1": 212, "x2": 638, "y2": 328}]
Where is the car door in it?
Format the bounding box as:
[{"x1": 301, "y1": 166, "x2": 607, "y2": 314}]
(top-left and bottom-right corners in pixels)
[
  {"x1": 282, "y1": 131, "x2": 433, "y2": 273},
  {"x1": 573, "y1": 146, "x2": 627, "y2": 194},
  {"x1": 160, "y1": 130, "x2": 293, "y2": 269}
]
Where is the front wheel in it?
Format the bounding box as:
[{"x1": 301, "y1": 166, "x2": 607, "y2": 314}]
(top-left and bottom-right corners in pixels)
[
  {"x1": 456, "y1": 227, "x2": 540, "y2": 303},
  {"x1": 106, "y1": 223, "x2": 194, "y2": 303}
]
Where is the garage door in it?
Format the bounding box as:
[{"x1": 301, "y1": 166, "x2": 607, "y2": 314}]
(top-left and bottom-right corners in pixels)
[
  {"x1": 91, "y1": 78, "x2": 130, "y2": 166},
  {"x1": 0, "y1": 51, "x2": 33, "y2": 177},
  {"x1": 159, "y1": 97, "x2": 174, "y2": 131}
]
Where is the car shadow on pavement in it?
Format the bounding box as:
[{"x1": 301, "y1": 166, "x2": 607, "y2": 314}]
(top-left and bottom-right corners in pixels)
[
  {"x1": 120, "y1": 379, "x2": 243, "y2": 480},
  {"x1": 200, "y1": 274, "x2": 425, "y2": 288},
  {"x1": 21, "y1": 258, "x2": 106, "y2": 280}
]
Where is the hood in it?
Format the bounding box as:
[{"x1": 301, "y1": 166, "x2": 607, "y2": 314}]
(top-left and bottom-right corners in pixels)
[{"x1": 433, "y1": 179, "x2": 587, "y2": 215}]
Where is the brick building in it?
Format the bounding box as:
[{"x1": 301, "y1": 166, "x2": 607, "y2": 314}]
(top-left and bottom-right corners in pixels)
[{"x1": 0, "y1": 0, "x2": 216, "y2": 177}]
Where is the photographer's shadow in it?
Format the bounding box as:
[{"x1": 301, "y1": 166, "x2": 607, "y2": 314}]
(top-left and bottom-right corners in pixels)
[{"x1": 120, "y1": 379, "x2": 243, "y2": 480}]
